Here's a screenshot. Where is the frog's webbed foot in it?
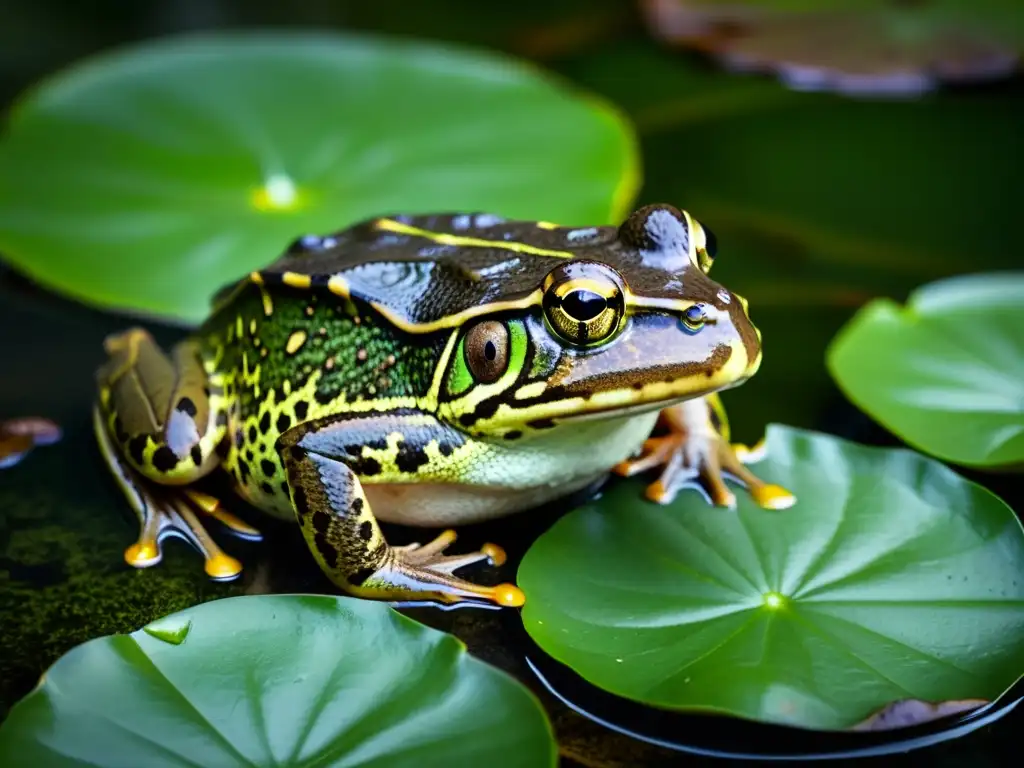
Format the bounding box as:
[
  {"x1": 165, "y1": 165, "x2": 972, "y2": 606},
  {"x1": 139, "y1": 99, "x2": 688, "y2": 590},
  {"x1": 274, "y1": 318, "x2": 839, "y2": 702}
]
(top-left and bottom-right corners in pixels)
[
  {"x1": 93, "y1": 407, "x2": 261, "y2": 580},
  {"x1": 612, "y1": 401, "x2": 795, "y2": 511},
  {"x1": 383, "y1": 530, "x2": 522, "y2": 606}
]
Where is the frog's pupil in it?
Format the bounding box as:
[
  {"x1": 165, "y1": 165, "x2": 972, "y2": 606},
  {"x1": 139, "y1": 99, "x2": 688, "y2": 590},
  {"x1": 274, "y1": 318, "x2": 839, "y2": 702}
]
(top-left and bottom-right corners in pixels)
[
  {"x1": 562, "y1": 290, "x2": 606, "y2": 321},
  {"x1": 484, "y1": 341, "x2": 497, "y2": 361},
  {"x1": 685, "y1": 305, "x2": 704, "y2": 323}
]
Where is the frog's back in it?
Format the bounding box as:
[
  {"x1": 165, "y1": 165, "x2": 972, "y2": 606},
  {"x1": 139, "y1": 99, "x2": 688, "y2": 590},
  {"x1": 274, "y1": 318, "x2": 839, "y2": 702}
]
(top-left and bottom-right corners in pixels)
[{"x1": 210, "y1": 211, "x2": 720, "y2": 335}]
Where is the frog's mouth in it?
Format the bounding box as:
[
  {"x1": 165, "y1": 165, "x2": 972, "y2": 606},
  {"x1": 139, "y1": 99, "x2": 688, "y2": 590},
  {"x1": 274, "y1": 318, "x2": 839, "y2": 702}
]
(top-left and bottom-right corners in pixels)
[
  {"x1": 552, "y1": 368, "x2": 752, "y2": 425},
  {"x1": 553, "y1": 393, "x2": 694, "y2": 424}
]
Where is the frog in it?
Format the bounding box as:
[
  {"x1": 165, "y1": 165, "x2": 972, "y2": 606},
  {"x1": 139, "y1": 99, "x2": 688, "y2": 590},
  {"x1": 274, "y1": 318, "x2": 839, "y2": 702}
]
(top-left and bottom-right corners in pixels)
[{"x1": 93, "y1": 203, "x2": 795, "y2": 608}]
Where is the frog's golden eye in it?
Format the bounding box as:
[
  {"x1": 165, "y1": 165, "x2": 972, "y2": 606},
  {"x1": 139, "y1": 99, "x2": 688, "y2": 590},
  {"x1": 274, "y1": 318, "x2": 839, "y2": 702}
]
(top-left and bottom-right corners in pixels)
[
  {"x1": 464, "y1": 320, "x2": 510, "y2": 384},
  {"x1": 542, "y1": 261, "x2": 626, "y2": 346}
]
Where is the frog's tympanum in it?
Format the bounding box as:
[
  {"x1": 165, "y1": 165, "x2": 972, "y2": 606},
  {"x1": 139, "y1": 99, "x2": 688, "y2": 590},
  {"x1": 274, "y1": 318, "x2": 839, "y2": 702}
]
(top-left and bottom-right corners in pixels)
[{"x1": 93, "y1": 204, "x2": 795, "y2": 607}]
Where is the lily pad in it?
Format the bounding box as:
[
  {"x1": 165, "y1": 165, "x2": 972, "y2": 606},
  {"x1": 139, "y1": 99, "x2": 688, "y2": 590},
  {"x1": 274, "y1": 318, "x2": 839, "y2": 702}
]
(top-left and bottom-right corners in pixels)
[
  {"x1": 518, "y1": 425, "x2": 1024, "y2": 731},
  {"x1": 0, "y1": 594, "x2": 556, "y2": 767},
  {"x1": 640, "y1": 0, "x2": 1024, "y2": 96},
  {"x1": 0, "y1": 31, "x2": 638, "y2": 325},
  {"x1": 827, "y1": 273, "x2": 1024, "y2": 469}
]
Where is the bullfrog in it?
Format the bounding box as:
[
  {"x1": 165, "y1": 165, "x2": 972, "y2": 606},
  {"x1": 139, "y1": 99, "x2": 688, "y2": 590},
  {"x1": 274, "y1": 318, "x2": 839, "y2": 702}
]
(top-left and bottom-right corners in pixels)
[{"x1": 93, "y1": 203, "x2": 795, "y2": 608}]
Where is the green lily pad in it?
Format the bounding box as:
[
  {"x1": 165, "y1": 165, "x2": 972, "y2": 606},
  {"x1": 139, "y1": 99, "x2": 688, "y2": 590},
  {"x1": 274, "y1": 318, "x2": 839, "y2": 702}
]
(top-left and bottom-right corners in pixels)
[
  {"x1": 518, "y1": 425, "x2": 1024, "y2": 731},
  {"x1": 826, "y1": 273, "x2": 1024, "y2": 469},
  {"x1": 557, "y1": 42, "x2": 1024, "y2": 441},
  {"x1": 0, "y1": 594, "x2": 556, "y2": 767},
  {"x1": 0, "y1": 31, "x2": 638, "y2": 325}
]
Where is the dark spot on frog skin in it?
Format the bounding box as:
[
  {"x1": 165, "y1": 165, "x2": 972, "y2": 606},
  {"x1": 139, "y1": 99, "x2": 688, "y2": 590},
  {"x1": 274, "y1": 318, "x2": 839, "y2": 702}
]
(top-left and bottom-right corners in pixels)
[
  {"x1": 176, "y1": 397, "x2": 198, "y2": 417},
  {"x1": 352, "y1": 498, "x2": 364, "y2": 514},
  {"x1": 245, "y1": 448, "x2": 254, "y2": 462},
  {"x1": 309, "y1": 273, "x2": 332, "y2": 289},
  {"x1": 351, "y1": 456, "x2": 382, "y2": 477},
  {"x1": 260, "y1": 481, "x2": 274, "y2": 496},
  {"x1": 438, "y1": 441, "x2": 455, "y2": 457},
  {"x1": 292, "y1": 485, "x2": 310, "y2": 516},
  {"x1": 358, "y1": 521, "x2": 372, "y2": 540},
  {"x1": 128, "y1": 435, "x2": 148, "y2": 466},
  {"x1": 313, "y1": 532, "x2": 339, "y2": 569},
  {"x1": 259, "y1": 411, "x2": 271, "y2": 434},
  {"x1": 260, "y1": 458, "x2": 276, "y2": 477},
  {"x1": 310, "y1": 508, "x2": 331, "y2": 534},
  {"x1": 280, "y1": 480, "x2": 291, "y2": 496},
  {"x1": 238, "y1": 457, "x2": 251, "y2": 483},
  {"x1": 528, "y1": 418, "x2": 556, "y2": 430},
  {"x1": 152, "y1": 446, "x2": 178, "y2": 473},
  {"x1": 248, "y1": 425, "x2": 258, "y2": 443},
  {"x1": 294, "y1": 402, "x2": 309, "y2": 421},
  {"x1": 215, "y1": 437, "x2": 231, "y2": 459},
  {"x1": 504, "y1": 431, "x2": 522, "y2": 440},
  {"x1": 352, "y1": 438, "x2": 388, "y2": 453},
  {"x1": 313, "y1": 387, "x2": 338, "y2": 406},
  {"x1": 234, "y1": 429, "x2": 245, "y2": 448},
  {"x1": 190, "y1": 445, "x2": 203, "y2": 467},
  {"x1": 395, "y1": 441, "x2": 430, "y2": 473},
  {"x1": 276, "y1": 413, "x2": 291, "y2": 433}
]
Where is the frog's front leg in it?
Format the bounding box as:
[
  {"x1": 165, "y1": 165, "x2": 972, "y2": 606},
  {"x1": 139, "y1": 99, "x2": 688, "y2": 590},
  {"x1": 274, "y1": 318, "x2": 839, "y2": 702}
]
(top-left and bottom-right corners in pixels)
[
  {"x1": 613, "y1": 394, "x2": 796, "y2": 510},
  {"x1": 94, "y1": 328, "x2": 260, "y2": 580},
  {"x1": 277, "y1": 413, "x2": 525, "y2": 607}
]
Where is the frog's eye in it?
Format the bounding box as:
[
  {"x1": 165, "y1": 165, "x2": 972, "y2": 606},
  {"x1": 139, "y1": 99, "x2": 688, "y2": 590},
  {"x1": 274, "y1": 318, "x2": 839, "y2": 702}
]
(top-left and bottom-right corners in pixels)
[
  {"x1": 681, "y1": 304, "x2": 707, "y2": 334},
  {"x1": 464, "y1": 320, "x2": 510, "y2": 384},
  {"x1": 542, "y1": 261, "x2": 626, "y2": 346}
]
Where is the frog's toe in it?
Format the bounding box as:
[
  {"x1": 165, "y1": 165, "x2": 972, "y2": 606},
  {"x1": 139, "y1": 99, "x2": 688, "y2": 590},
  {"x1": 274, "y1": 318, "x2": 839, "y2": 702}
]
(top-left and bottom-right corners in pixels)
[
  {"x1": 124, "y1": 485, "x2": 247, "y2": 581},
  {"x1": 360, "y1": 532, "x2": 524, "y2": 607},
  {"x1": 731, "y1": 438, "x2": 768, "y2": 465},
  {"x1": 611, "y1": 436, "x2": 676, "y2": 477},
  {"x1": 718, "y1": 440, "x2": 796, "y2": 511}
]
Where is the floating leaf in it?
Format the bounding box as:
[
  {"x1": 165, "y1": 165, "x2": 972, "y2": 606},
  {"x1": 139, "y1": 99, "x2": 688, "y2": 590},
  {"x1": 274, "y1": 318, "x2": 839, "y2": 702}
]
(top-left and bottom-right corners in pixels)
[
  {"x1": 0, "y1": 594, "x2": 556, "y2": 767},
  {"x1": 827, "y1": 273, "x2": 1024, "y2": 469},
  {"x1": 641, "y1": 0, "x2": 1023, "y2": 96},
  {"x1": 519, "y1": 425, "x2": 1024, "y2": 731},
  {"x1": 0, "y1": 31, "x2": 638, "y2": 325},
  {"x1": 557, "y1": 42, "x2": 1024, "y2": 440},
  {"x1": 0, "y1": 417, "x2": 61, "y2": 469}
]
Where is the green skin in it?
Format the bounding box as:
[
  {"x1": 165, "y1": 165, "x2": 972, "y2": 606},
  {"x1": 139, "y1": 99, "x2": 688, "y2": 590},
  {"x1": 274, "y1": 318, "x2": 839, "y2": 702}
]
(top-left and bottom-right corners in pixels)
[{"x1": 93, "y1": 203, "x2": 795, "y2": 607}]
